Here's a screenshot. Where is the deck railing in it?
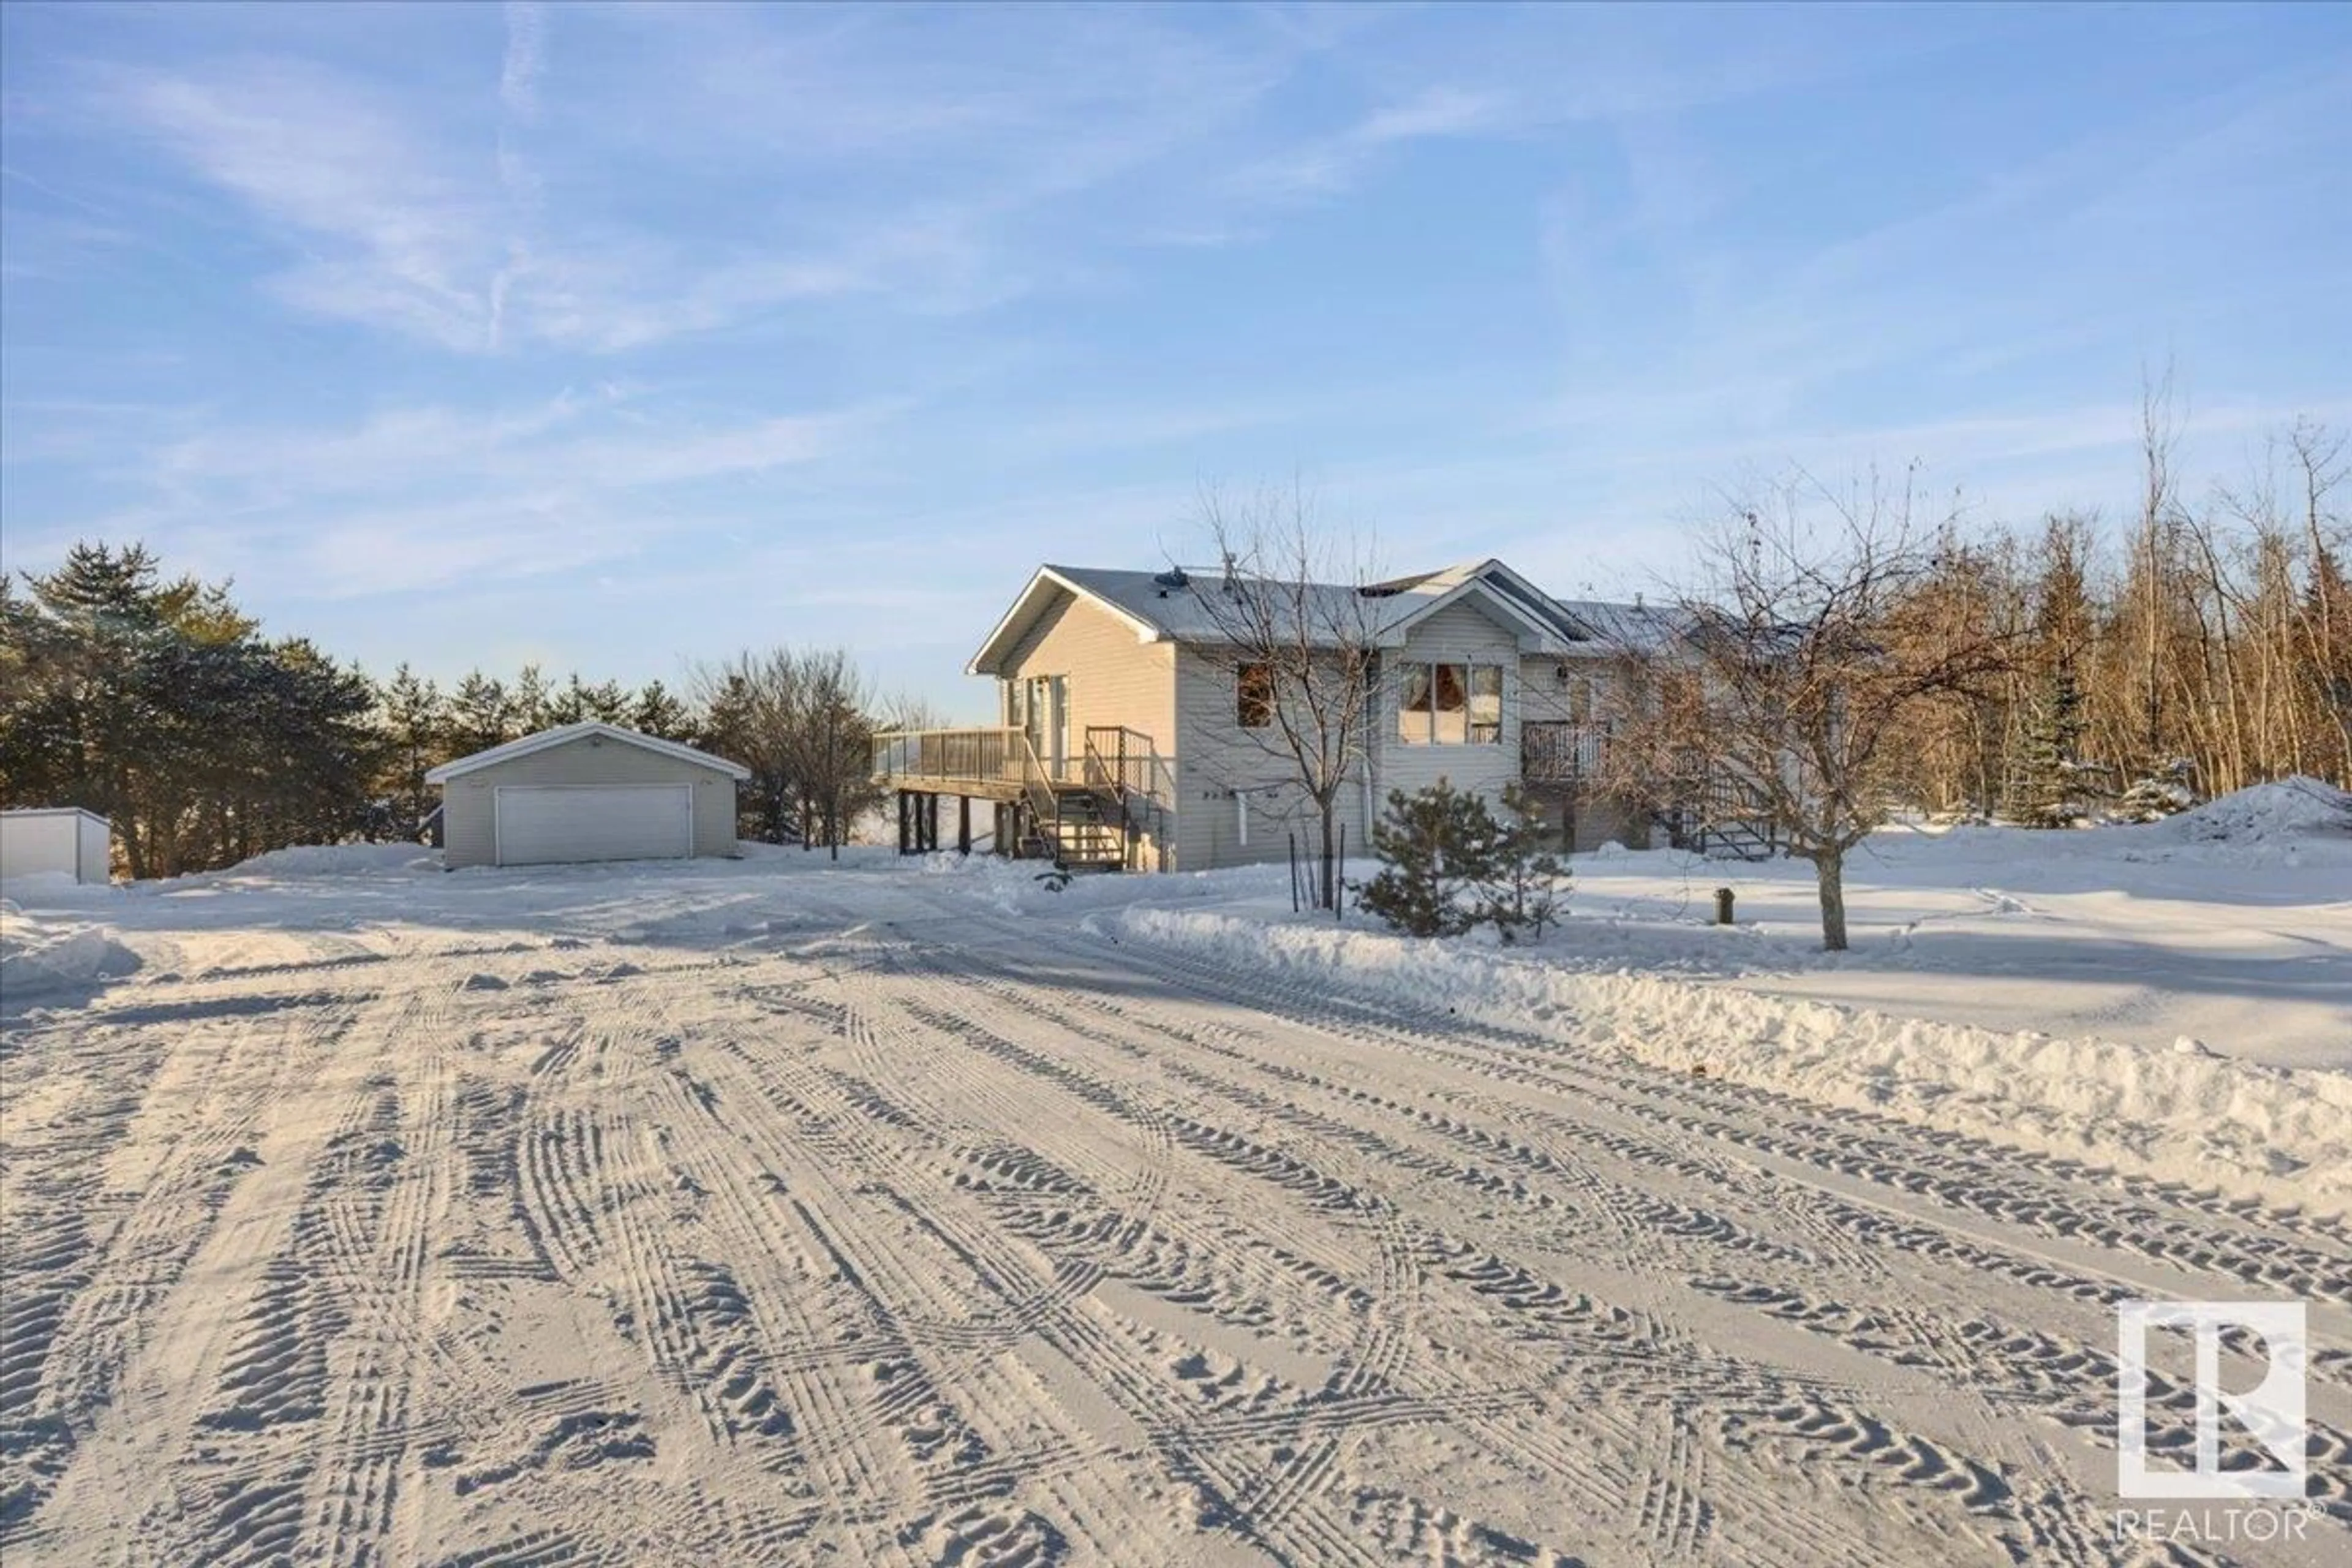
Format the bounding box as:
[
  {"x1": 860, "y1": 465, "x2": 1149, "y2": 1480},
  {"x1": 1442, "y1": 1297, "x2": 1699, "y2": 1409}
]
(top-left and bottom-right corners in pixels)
[
  {"x1": 872, "y1": 726, "x2": 1033, "y2": 789},
  {"x1": 876, "y1": 724, "x2": 1176, "y2": 867},
  {"x1": 1521, "y1": 721, "x2": 1608, "y2": 784}
]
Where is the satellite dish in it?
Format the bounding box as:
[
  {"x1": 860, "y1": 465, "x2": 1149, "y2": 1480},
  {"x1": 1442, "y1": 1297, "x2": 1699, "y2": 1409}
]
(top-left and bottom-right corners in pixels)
[{"x1": 1153, "y1": 568, "x2": 1190, "y2": 589}]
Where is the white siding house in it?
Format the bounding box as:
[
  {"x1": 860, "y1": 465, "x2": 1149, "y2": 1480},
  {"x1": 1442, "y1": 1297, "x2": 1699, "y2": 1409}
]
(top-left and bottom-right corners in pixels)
[
  {"x1": 877, "y1": 558, "x2": 1701, "y2": 872},
  {"x1": 0, "y1": 808, "x2": 112, "y2": 885}
]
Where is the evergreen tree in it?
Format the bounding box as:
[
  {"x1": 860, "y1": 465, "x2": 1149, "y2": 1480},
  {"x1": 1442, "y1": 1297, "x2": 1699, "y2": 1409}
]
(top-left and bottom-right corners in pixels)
[
  {"x1": 576, "y1": 676, "x2": 631, "y2": 725},
  {"x1": 377, "y1": 665, "x2": 448, "y2": 831},
  {"x1": 2116, "y1": 760, "x2": 2196, "y2": 823},
  {"x1": 0, "y1": 542, "x2": 378, "y2": 875},
  {"x1": 1480, "y1": 783, "x2": 1572, "y2": 941},
  {"x1": 1357, "y1": 780, "x2": 1507, "y2": 938},
  {"x1": 631, "y1": 680, "x2": 692, "y2": 740},
  {"x1": 447, "y1": 671, "x2": 514, "y2": 756},
  {"x1": 511, "y1": 664, "x2": 554, "y2": 734},
  {"x1": 2008, "y1": 669, "x2": 2089, "y2": 827}
]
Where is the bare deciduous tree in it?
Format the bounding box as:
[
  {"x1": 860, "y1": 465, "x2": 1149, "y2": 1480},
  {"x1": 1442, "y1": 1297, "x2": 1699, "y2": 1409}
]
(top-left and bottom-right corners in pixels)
[
  {"x1": 1181, "y1": 481, "x2": 1381, "y2": 910},
  {"x1": 1605, "y1": 468, "x2": 2017, "y2": 951},
  {"x1": 691, "y1": 646, "x2": 886, "y2": 858}
]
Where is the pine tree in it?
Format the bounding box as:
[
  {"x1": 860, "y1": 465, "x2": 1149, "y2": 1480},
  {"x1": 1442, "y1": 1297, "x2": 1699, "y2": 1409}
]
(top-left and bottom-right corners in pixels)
[
  {"x1": 631, "y1": 680, "x2": 692, "y2": 740},
  {"x1": 2116, "y1": 760, "x2": 2196, "y2": 822},
  {"x1": 1479, "y1": 783, "x2": 1572, "y2": 941},
  {"x1": 511, "y1": 664, "x2": 554, "y2": 734},
  {"x1": 1357, "y1": 780, "x2": 1507, "y2": 938},
  {"x1": 447, "y1": 671, "x2": 514, "y2": 756},
  {"x1": 377, "y1": 665, "x2": 447, "y2": 831},
  {"x1": 0, "y1": 542, "x2": 379, "y2": 875},
  {"x1": 2008, "y1": 669, "x2": 2089, "y2": 827},
  {"x1": 576, "y1": 676, "x2": 631, "y2": 724}
]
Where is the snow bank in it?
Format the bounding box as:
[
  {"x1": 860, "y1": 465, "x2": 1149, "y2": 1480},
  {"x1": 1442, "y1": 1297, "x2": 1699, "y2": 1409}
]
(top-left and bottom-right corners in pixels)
[
  {"x1": 2138, "y1": 775, "x2": 2352, "y2": 853},
  {"x1": 211, "y1": 843, "x2": 438, "y2": 879},
  {"x1": 1112, "y1": 907, "x2": 2352, "y2": 1219},
  {"x1": 0, "y1": 907, "x2": 140, "y2": 1001},
  {"x1": 919, "y1": 850, "x2": 1301, "y2": 916},
  {"x1": 0, "y1": 871, "x2": 120, "y2": 909}
]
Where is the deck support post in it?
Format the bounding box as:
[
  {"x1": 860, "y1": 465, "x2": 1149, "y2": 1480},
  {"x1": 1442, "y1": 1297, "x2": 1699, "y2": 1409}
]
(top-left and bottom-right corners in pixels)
[
  {"x1": 957, "y1": 796, "x2": 971, "y2": 855},
  {"x1": 896, "y1": 790, "x2": 912, "y2": 856}
]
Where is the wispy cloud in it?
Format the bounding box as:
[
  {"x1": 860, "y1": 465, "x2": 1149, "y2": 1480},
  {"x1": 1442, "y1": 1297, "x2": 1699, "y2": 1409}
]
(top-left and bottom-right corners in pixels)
[
  {"x1": 500, "y1": 1, "x2": 545, "y2": 123},
  {"x1": 7, "y1": 2, "x2": 2344, "y2": 702},
  {"x1": 39, "y1": 388, "x2": 903, "y2": 600},
  {"x1": 1230, "y1": 85, "x2": 1510, "y2": 200},
  {"x1": 117, "y1": 59, "x2": 500, "y2": 350}
]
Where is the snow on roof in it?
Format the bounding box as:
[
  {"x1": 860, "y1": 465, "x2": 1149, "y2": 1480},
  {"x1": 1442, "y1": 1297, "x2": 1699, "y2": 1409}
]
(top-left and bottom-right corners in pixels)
[
  {"x1": 424, "y1": 722, "x2": 752, "y2": 784},
  {"x1": 1549, "y1": 598, "x2": 1689, "y2": 654},
  {"x1": 0, "y1": 806, "x2": 110, "y2": 824},
  {"x1": 968, "y1": 558, "x2": 1676, "y2": 675}
]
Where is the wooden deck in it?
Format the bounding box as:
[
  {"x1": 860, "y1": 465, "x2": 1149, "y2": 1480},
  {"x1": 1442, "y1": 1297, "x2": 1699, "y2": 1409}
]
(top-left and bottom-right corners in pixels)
[
  {"x1": 873, "y1": 726, "x2": 1171, "y2": 870},
  {"x1": 872, "y1": 726, "x2": 1037, "y2": 802}
]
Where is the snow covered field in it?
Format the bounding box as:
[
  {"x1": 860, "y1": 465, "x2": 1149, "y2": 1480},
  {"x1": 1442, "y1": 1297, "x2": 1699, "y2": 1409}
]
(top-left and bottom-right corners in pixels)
[{"x1": 2, "y1": 802, "x2": 2348, "y2": 1565}]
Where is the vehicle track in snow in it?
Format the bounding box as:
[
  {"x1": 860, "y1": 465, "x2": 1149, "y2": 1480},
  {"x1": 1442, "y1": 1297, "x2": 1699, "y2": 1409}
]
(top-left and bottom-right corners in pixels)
[{"x1": 6, "y1": 877, "x2": 2345, "y2": 1567}]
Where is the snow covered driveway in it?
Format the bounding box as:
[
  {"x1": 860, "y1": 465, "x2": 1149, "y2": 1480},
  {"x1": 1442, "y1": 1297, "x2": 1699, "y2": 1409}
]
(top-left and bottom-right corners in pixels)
[{"x1": 4, "y1": 856, "x2": 2347, "y2": 1565}]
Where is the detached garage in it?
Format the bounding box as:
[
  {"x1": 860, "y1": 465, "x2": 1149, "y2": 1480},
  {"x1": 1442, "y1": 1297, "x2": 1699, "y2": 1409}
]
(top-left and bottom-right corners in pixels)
[
  {"x1": 425, "y1": 723, "x2": 748, "y2": 870},
  {"x1": 0, "y1": 807, "x2": 112, "y2": 885}
]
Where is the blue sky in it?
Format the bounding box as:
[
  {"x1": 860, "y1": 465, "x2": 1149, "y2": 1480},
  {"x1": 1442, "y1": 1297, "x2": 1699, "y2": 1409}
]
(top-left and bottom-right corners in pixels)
[{"x1": 4, "y1": 2, "x2": 2348, "y2": 717}]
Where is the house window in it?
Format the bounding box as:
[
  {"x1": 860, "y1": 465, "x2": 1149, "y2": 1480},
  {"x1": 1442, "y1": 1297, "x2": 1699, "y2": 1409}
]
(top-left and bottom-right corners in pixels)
[
  {"x1": 1469, "y1": 664, "x2": 1503, "y2": 744},
  {"x1": 1237, "y1": 663, "x2": 1274, "y2": 728},
  {"x1": 1397, "y1": 662, "x2": 1505, "y2": 745}
]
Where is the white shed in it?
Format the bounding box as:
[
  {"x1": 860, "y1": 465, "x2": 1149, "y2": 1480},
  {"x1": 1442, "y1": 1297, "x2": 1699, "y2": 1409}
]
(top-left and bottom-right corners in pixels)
[
  {"x1": 0, "y1": 808, "x2": 113, "y2": 885},
  {"x1": 424, "y1": 723, "x2": 748, "y2": 869}
]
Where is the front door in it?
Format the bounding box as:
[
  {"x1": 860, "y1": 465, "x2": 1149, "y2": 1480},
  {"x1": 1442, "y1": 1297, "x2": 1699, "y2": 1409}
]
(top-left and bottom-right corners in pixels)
[{"x1": 1024, "y1": 676, "x2": 1068, "y2": 777}]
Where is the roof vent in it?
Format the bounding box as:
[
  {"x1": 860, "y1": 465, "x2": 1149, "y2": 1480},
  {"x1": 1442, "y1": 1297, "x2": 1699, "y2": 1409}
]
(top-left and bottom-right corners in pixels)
[{"x1": 1153, "y1": 567, "x2": 1189, "y2": 590}]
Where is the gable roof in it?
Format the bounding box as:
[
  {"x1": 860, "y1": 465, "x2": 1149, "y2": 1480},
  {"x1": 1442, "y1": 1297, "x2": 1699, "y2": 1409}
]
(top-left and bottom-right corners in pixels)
[
  {"x1": 967, "y1": 558, "x2": 1675, "y2": 675},
  {"x1": 424, "y1": 722, "x2": 751, "y2": 784}
]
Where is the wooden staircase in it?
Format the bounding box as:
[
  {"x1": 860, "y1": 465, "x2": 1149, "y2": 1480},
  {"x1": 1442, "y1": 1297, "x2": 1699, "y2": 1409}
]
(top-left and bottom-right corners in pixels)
[
  {"x1": 1659, "y1": 770, "x2": 1780, "y2": 861},
  {"x1": 871, "y1": 723, "x2": 1167, "y2": 872},
  {"x1": 1036, "y1": 788, "x2": 1127, "y2": 871}
]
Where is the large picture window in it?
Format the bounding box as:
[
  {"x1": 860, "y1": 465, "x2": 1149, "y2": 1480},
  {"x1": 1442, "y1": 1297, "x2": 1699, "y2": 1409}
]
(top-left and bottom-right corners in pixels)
[{"x1": 1397, "y1": 662, "x2": 1505, "y2": 745}]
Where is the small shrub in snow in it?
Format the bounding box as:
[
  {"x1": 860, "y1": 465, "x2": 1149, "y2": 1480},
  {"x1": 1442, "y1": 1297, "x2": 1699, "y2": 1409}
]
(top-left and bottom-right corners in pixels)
[
  {"x1": 1481, "y1": 783, "x2": 1570, "y2": 944},
  {"x1": 2115, "y1": 761, "x2": 2196, "y2": 823},
  {"x1": 1356, "y1": 781, "x2": 1501, "y2": 938},
  {"x1": 1355, "y1": 781, "x2": 1569, "y2": 942}
]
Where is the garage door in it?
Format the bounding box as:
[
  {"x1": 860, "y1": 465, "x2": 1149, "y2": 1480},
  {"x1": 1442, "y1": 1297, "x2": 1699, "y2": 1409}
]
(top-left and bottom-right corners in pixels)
[{"x1": 494, "y1": 785, "x2": 693, "y2": 867}]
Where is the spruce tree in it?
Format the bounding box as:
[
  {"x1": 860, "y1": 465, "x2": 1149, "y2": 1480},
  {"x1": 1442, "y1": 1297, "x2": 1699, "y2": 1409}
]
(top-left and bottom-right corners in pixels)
[
  {"x1": 1357, "y1": 780, "x2": 1506, "y2": 938},
  {"x1": 2010, "y1": 668, "x2": 2088, "y2": 827},
  {"x1": 1480, "y1": 783, "x2": 1572, "y2": 941}
]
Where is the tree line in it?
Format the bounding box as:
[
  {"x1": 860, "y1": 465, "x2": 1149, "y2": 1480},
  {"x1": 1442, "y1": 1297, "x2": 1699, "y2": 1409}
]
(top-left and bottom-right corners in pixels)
[
  {"x1": 1179, "y1": 394, "x2": 2346, "y2": 950},
  {"x1": 0, "y1": 542, "x2": 922, "y2": 877},
  {"x1": 1864, "y1": 406, "x2": 2348, "y2": 822},
  {"x1": 1589, "y1": 399, "x2": 2348, "y2": 950}
]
